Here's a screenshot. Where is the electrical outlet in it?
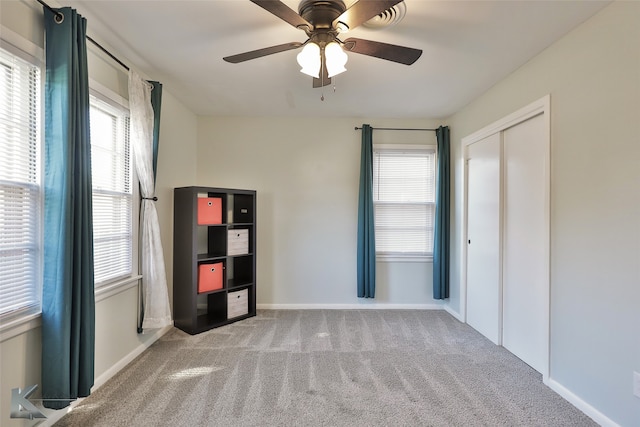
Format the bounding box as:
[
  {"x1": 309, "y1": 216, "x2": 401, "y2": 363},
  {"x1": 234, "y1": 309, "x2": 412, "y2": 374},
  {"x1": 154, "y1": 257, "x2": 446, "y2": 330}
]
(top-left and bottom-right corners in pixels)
[{"x1": 634, "y1": 371, "x2": 640, "y2": 398}]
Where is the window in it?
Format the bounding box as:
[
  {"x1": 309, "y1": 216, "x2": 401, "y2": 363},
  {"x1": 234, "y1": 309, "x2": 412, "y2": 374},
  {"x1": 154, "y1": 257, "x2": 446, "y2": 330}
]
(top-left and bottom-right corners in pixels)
[
  {"x1": 89, "y1": 94, "x2": 133, "y2": 286},
  {"x1": 0, "y1": 45, "x2": 42, "y2": 318},
  {"x1": 373, "y1": 144, "x2": 436, "y2": 259}
]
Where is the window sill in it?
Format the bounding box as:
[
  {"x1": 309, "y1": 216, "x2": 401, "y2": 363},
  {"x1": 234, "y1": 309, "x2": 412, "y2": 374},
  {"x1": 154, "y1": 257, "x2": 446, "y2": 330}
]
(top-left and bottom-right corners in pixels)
[
  {"x1": 376, "y1": 255, "x2": 433, "y2": 263},
  {"x1": 0, "y1": 275, "x2": 142, "y2": 343},
  {"x1": 96, "y1": 275, "x2": 142, "y2": 302},
  {"x1": 0, "y1": 310, "x2": 42, "y2": 343}
]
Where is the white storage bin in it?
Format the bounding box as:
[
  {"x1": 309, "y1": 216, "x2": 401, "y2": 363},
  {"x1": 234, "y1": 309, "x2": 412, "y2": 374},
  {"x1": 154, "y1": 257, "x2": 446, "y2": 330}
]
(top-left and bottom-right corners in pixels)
[
  {"x1": 227, "y1": 229, "x2": 249, "y2": 256},
  {"x1": 227, "y1": 288, "x2": 249, "y2": 319}
]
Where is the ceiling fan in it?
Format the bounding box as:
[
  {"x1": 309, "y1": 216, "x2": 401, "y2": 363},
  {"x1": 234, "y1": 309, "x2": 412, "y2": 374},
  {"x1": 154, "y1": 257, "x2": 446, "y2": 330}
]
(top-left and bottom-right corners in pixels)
[{"x1": 223, "y1": 0, "x2": 422, "y2": 88}]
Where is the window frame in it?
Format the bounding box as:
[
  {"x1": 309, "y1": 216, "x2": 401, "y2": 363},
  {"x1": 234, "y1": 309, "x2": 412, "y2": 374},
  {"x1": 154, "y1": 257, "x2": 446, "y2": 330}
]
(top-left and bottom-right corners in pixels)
[
  {"x1": 89, "y1": 80, "x2": 141, "y2": 301},
  {"x1": 372, "y1": 143, "x2": 437, "y2": 263},
  {"x1": 0, "y1": 29, "x2": 45, "y2": 339}
]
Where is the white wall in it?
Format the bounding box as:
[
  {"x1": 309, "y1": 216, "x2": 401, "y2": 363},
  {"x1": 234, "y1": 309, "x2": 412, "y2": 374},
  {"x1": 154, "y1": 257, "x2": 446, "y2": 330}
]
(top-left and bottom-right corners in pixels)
[
  {"x1": 447, "y1": 2, "x2": 640, "y2": 425},
  {"x1": 0, "y1": 2, "x2": 198, "y2": 425},
  {"x1": 197, "y1": 117, "x2": 443, "y2": 308},
  {"x1": 155, "y1": 90, "x2": 199, "y2": 310}
]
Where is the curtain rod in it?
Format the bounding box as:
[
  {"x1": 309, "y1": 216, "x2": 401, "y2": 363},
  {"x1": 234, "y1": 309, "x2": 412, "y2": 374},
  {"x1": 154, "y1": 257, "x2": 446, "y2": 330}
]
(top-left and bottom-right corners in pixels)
[
  {"x1": 35, "y1": 0, "x2": 130, "y2": 71},
  {"x1": 86, "y1": 35, "x2": 129, "y2": 71},
  {"x1": 354, "y1": 126, "x2": 437, "y2": 132}
]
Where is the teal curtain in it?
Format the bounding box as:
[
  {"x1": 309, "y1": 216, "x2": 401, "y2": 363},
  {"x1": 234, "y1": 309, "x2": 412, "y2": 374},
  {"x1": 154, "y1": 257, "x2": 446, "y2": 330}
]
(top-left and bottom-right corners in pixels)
[
  {"x1": 433, "y1": 126, "x2": 450, "y2": 299},
  {"x1": 137, "y1": 80, "x2": 163, "y2": 334},
  {"x1": 149, "y1": 81, "x2": 163, "y2": 181},
  {"x1": 42, "y1": 7, "x2": 95, "y2": 409},
  {"x1": 357, "y1": 124, "x2": 376, "y2": 298}
]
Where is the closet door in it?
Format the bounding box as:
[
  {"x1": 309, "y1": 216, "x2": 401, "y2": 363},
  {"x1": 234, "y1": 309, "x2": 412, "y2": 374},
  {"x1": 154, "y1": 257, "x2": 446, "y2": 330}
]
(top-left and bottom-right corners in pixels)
[
  {"x1": 465, "y1": 133, "x2": 501, "y2": 344},
  {"x1": 502, "y1": 113, "x2": 547, "y2": 373}
]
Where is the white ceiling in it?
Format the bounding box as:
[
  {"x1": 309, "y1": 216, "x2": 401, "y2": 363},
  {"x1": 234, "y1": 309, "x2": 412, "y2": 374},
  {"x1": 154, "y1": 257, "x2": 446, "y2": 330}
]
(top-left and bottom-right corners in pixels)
[{"x1": 64, "y1": 0, "x2": 610, "y2": 119}]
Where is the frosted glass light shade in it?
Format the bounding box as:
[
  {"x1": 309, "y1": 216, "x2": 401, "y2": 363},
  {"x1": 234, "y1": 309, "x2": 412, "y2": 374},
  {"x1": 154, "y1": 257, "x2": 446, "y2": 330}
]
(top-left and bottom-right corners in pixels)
[
  {"x1": 325, "y1": 42, "x2": 348, "y2": 78},
  {"x1": 297, "y1": 43, "x2": 321, "y2": 78}
]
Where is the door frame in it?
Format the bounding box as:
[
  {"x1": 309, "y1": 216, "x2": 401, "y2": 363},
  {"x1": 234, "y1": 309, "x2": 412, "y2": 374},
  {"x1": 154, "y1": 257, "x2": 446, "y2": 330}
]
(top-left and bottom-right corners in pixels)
[{"x1": 459, "y1": 94, "x2": 551, "y2": 381}]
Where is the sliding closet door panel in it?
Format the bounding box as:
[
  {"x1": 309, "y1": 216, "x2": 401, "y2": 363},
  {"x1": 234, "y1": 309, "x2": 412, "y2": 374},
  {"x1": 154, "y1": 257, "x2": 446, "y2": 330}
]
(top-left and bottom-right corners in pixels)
[
  {"x1": 466, "y1": 133, "x2": 501, "y2": 344},
  {"x1": 502, "y1": 113, "x2": 547, "y2": 373}
]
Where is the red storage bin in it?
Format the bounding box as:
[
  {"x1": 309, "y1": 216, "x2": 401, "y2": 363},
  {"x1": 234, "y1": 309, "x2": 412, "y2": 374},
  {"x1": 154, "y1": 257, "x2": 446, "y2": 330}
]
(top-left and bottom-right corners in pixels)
[
  {"x1": 197, "y1": 197, "x2": 222, "y2": 225},
  {"x1": 198, "y1": 262, "x2": 223, "y2": 293}
]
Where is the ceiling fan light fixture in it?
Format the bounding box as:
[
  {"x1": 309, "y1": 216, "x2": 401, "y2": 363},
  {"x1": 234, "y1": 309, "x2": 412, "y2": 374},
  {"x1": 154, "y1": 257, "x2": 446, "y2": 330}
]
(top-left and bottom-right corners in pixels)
[
  {"x1": 325, "y1": 41, "x2": 348, "y2": 78},
  {"x1": 297, "y1": 42, "x2": 321, "y2": 78}
]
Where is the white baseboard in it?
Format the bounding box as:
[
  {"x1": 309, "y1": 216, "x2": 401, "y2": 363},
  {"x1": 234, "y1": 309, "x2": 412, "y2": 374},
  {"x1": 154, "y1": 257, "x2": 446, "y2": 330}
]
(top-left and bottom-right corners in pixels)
[
  {"x1": 92, "y1": 324, "x2": 173, "y2": 390},
  {"x1": 39, "y1": 324, "x2": 173, "y2": 427},
  {"x1": 38, "y1": 401, "x2": 79, "y2": 427},
  {"x1": 546, "y1": 377, "x2": 620, "y2": 427},
  {"x1": 443, "y1": 304, "x2": 464, "y2": 322},
  {"x1": 256, "y1": 303, "x2": 444, "y2": 310}
]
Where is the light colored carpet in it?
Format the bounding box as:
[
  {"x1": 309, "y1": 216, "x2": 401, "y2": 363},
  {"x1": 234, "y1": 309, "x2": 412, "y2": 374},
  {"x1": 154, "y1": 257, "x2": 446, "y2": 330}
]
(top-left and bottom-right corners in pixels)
[{"x1": 55, "y1": 310, "x2": 596, "y2": 426}]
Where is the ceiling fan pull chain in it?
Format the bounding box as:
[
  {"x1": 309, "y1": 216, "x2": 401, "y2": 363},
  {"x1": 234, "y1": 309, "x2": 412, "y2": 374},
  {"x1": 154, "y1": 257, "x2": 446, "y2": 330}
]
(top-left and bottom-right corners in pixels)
[{"x1": 321, "y1": 63, "x2": 325, "y2": 101}]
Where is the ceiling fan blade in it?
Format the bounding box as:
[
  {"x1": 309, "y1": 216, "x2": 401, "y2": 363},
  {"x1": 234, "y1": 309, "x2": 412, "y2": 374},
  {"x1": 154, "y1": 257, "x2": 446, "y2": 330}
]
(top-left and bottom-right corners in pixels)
[
  {"x1": 250, "y1": 0, "x2": 313, "y2": 30},
  {"x1": 342, "y1": 38, "x2": 422, "y2": 65},
  {"x1": 223, "y1": 42, "x2": 303, "y2": 63},
  {"x1": 333, "y1": 0, "x2": 403, "y2": 32}
]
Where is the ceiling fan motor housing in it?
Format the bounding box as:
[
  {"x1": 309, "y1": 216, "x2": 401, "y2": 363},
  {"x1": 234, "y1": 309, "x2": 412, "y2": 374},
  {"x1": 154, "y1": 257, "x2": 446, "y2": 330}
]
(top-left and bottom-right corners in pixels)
[{"x1": 298, "y1": 0, "x2": 346, "y2": 30}]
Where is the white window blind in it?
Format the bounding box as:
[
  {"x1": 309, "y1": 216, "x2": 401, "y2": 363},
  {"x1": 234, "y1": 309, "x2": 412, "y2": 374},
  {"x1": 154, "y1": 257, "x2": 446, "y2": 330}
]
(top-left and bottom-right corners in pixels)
[
  {"x1": 373, "y1": 145, "x2": 436, "y2": 257},
  {"x1": 90, "y1": 95, "x2": 132, "y2": 286},
  {"x1": 0, "y1": 46, "x2": 41, "y2": 317}
]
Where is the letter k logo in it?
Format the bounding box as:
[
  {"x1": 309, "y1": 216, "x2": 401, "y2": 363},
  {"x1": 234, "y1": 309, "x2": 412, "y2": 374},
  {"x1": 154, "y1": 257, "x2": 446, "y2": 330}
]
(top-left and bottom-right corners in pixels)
[{"x1": 10, "y1": 385, "x2": 46, "y2": 419}]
